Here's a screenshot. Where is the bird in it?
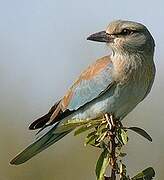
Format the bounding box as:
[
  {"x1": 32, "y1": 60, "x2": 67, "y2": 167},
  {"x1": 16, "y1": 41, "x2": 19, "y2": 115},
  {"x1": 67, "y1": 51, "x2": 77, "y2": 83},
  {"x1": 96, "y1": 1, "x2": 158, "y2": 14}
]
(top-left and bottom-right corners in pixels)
[{"x1": 10, "y1": 20, "x2": 155, "y2": 165}]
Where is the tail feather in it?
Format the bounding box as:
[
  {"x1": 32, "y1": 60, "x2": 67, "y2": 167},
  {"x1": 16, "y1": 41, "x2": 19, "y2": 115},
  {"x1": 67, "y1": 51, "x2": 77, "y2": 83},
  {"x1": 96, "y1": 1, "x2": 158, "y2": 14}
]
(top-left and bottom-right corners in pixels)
[
  {"x1": 10, "y1": 123, "x2": 73, "y2": 165},
  {"x1": 29, "y1": 100, "x2": 62, "y2": 130},
  {"x1": 29, "y1": 113, "x2": 51, "y2": 130}
]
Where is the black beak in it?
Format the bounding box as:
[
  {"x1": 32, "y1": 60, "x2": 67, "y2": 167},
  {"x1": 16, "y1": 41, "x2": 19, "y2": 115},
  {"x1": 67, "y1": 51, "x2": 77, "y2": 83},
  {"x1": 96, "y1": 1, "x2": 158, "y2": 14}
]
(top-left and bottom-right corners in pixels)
[{"x1": 87, "y1": 31, "x2": 113, "y2": 43}]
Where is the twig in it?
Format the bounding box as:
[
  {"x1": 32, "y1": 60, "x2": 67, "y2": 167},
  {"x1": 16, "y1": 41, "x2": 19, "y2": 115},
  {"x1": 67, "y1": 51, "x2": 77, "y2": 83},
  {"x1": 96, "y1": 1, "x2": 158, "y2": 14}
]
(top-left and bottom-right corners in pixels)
[
  {"x1": 74, "y1": 112, "x2": 155, "y2": 179},
  {"x1": 105, "y1": 114, "x2": 117, "y2": 180}
]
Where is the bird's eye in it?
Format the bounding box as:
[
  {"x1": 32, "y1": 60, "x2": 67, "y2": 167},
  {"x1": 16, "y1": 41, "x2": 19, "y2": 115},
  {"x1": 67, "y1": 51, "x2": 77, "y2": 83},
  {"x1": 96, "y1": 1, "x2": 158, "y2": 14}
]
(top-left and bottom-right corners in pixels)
[{"x1": 120, "y1": 29, "x2": 134, "y2": 35}]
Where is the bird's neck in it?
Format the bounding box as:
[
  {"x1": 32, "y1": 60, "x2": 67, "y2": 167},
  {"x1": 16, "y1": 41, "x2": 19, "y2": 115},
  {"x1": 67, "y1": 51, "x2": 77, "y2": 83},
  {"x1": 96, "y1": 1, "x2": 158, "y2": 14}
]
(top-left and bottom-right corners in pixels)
[
  {"x1": 111, "y1": 50, "x2": 154, "y2": 82},
  {"x1": 111, "y1": 49, "x2": 153, "y2": 68}
]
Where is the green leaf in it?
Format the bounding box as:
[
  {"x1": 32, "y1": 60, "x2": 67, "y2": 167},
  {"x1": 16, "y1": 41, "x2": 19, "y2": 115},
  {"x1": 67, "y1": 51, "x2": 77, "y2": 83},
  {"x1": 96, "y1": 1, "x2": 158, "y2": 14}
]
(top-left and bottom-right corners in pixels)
[
  {"x1": 97, "y1": 123, "x2": 108, "y2": 134},
  {"x1": 119, "y1": 152, "x2": 127, "y2": 158},
  {"x1": 56, "y1": 119, "x2": 90, "y2": 132},
  {"x1": 96, "y1": 148, "x2": 110, "y2": 180},
  {"x1": 74, "y1": 123, "x2": 98, "y2": 136},
  {"x1": 89, "y1": 140, "x2": 101, "y2": 148},
  {"x1": 87, "y1": 131, "x2": 97, "y2": 138},
  {"x1": 131, "y1": 167, "x2": 155, "y2": 180},
  {"x1": 117, "y1": 129, "x2": 128, "y2": 145},
  {"x1": 90, "y1": 141, "x2": 107, "y2": 149},
  {"x1": 57, "y1": 118, "x2": 103, "y2": 133},
  {"x1": 96, "y1": 131, "x2": 107, "y2": 142},
  {"x1": 84, "y1": 131, "x2": 97, "y2": 146},
  {"x1": 128, "y1": 127, "x2": 152, "y2": 142},
  {"x1": 120, "y1": 162, "x2": 128, "y2": 179}
]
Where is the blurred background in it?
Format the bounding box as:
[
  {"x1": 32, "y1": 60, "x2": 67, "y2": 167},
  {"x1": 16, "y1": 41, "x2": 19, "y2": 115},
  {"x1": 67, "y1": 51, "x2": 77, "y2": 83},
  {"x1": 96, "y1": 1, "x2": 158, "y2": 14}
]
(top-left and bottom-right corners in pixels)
[{"x1": 0, "y1": 0, "x2": 164, "y2": 179}]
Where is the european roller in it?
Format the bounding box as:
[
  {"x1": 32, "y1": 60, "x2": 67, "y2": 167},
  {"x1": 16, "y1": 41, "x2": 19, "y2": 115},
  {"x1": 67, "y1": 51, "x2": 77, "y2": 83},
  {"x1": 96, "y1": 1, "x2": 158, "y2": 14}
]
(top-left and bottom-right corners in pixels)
[{"x1": 10, "y1": 20, "x2": 155, "y2": 165}]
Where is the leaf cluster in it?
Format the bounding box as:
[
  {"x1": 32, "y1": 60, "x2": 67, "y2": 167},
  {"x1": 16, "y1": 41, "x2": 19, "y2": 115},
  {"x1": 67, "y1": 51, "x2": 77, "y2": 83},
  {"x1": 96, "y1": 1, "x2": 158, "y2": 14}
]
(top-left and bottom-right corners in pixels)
[{"x1": 59, "y1": 116, "x2": 155, "y2": 180}]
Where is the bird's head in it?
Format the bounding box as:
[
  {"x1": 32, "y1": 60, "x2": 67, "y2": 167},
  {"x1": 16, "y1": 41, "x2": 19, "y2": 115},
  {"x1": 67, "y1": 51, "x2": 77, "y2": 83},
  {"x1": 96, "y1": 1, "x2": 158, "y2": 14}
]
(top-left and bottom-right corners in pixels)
[{"x1": 87, "y1": 20, "x2": 155, "y2": 55}]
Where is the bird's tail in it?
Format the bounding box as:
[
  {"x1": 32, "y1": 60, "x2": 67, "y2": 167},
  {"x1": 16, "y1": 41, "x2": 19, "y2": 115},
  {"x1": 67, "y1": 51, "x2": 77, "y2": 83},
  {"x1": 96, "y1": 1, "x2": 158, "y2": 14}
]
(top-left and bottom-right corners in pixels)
[{"x1": 10, "y1": 122, "x2": 73, "y2": 165}]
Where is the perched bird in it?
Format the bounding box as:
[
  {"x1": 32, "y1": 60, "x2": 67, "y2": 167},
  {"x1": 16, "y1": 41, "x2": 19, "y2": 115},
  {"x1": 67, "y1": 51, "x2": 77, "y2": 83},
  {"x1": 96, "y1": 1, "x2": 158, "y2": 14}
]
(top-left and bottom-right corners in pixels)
[{"x1": 10, "y1": 20, "x2": 155, "y2": 165}]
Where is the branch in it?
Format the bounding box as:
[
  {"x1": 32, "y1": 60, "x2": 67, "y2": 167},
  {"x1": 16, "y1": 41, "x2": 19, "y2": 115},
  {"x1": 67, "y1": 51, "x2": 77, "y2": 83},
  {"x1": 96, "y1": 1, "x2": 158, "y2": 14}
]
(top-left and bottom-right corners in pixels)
[
  {"x1": 70, "y1": 113, "x2": 155, "y2": 180},
  {"x1": 105, "y1": 114, "x2": 117, "y2": 180}
]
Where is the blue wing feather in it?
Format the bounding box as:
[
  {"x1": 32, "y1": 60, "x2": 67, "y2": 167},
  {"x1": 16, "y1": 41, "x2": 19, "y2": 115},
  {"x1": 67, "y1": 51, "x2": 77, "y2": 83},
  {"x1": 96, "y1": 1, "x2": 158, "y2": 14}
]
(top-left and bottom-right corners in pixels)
[{"x1": 67, "y1": 61, "x2": 113, "y2": 110}]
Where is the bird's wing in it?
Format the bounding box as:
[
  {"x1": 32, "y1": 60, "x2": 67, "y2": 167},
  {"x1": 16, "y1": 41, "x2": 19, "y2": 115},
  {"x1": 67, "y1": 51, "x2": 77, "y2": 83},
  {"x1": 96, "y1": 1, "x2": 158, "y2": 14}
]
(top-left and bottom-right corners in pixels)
[
  {"x1": 29, "y1": 55, "x2": 114, "y2": 129},
  {"x1": 61, "y1": 55, "x2": 114, "y2": 111},
  {"x1": 10, "y1": 55, "x2": 114, "y2": 165}
]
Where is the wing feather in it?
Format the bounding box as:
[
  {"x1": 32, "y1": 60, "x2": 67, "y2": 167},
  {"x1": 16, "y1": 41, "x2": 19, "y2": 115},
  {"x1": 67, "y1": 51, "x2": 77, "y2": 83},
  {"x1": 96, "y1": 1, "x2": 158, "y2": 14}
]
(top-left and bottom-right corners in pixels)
[
  {"x1": 30, "y1": 56, "x2": 114, "y2": 128},
  {"x1": 61, "y1": 55, "x2": 114, "y2": 111}
]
